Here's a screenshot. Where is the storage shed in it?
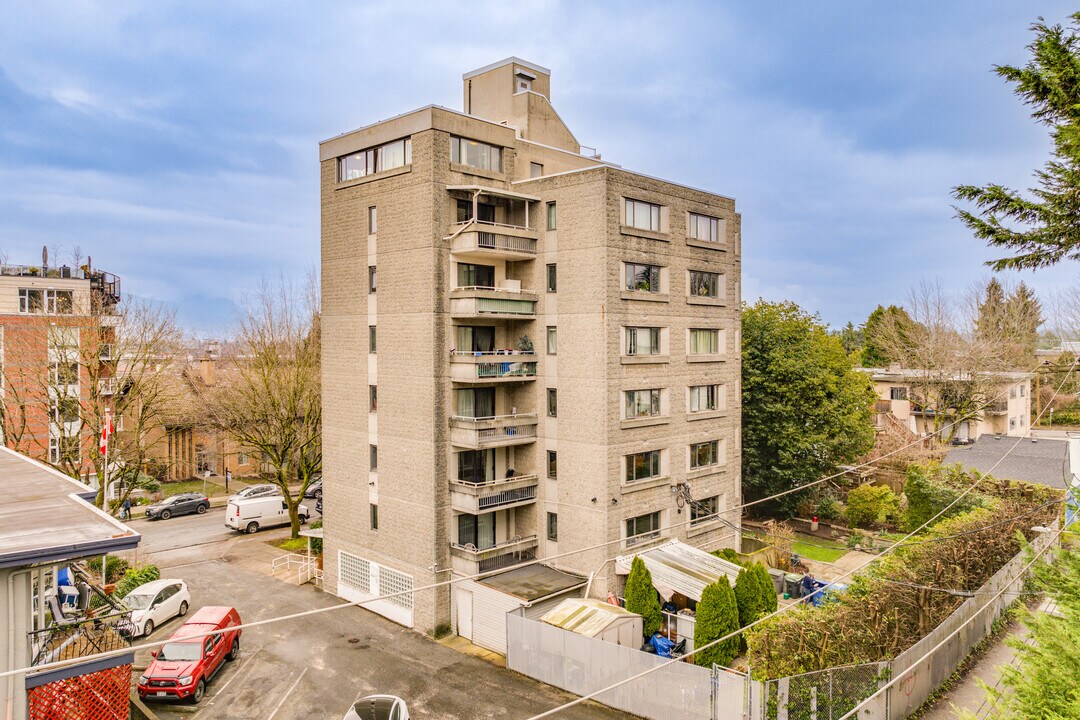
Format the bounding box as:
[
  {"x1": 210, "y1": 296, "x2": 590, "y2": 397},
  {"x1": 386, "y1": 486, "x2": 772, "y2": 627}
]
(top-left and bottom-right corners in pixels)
[
  {"x1": 614, "y1": 539, "x2": 742, "y2": 602},
  {"x1": 540, "y1": 598, "x2": 643, "y2": 647}
]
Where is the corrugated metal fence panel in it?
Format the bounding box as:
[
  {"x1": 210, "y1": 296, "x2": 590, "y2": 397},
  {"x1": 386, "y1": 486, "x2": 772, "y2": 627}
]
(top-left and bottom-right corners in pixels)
[{"x1": 507, "y1": 611, "x2": 718, "y2": 720}]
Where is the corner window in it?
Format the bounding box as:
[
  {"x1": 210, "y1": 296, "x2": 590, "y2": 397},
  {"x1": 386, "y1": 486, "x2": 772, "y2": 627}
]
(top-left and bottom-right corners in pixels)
[
  {"x1": 691, "y1": 496, "x2": 719, "y2": 526},
  {"x1": 370, "y1": 444, "x2": 378, "y2": 471},
  {"x1": 624, "y1": 199, "x2": 661, "y2": 232},
  {"x1": 625, "y1": 262, "x2": 662, "y2": 293},
  {"x1": 369, "y1": 385, "x2": 377, "y2": 413},
  {"x1": 369, "y1": 326, "x2": 377, "y2": 353},
  {"x1": 625, "y1": 389, "x2": 661, "y2": 418},
  {"x1": 531, "y1": 162, "x2": 544, "y2": 179},
  {"x1": 689, "y1": 271, "x2": 720, "y2": 299},
  {"x1": 547, "y1": 512, "x2": 558, "y2": 541},
  {"x1": 369, "y1": 266, "x2": 377, "y2": 293},
  {"x1": 626, "y1": 511, "x2": 661, "y2": 546},
  {"x1": 338, "y1": 138, "x2": 411, "y2": 182},
  {"x1": 626, "y1": 327, "x2": 661, "y2": 356},
  {"x1": 688, "y1": 212, "x2": 721, "y2": 243},
  {"x1": 450, "y1": 136, "x2": 502, "y2": 172},
  {"x1": 547, "y1": 450, "x2": 557, "y2": 479},
  {"x1": 368, "y1": 206, "x2": 377, "y2": 234},
  {"x1": 625, "y1": 450, "x2": 661, "y2": 483},
  {"x1": 547, "y1": 326, "x2": 557, "y2": 355},
  {"x1": 690, "y1": 440, "x2": 719, "y2": 469},
  {"x1": 370, "y1": 504, "x2": 379, "y2": 530},
  {"x1": 547, "y1": 388, "x2": 558, "y2": 417},
  {"x1": 546, "y1": 264, "x2": 557, "y2": 292},
  {"x1": 547, "y1": 202, "x2": 557, "y2": 230},
  {"x1": 689, "y1": 329, "x2": 720, "y2": 355},
  {"x1": 689, "y1": 385, "x2": 719, "y2": 413}
]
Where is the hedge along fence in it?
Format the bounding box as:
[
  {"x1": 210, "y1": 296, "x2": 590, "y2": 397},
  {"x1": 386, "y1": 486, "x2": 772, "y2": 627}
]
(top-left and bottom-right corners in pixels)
[{"x1": 746, "y1": 466, "x2": 1062, "y2": 680}]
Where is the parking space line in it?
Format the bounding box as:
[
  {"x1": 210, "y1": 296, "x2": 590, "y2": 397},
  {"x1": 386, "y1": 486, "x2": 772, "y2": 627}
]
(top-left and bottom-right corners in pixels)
[
  {"x1": 192, "y1": 647, "x2": 262, "y2": 718},
  {"x1": 266, "y1": 667, "x2": 307, "y2": 720}
]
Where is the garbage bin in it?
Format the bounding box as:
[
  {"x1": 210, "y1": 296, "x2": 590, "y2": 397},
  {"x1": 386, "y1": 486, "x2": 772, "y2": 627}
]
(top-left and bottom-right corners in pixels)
[
  {"x1": 768, "y1": 568, "x2": 785, "y2": 595},
  {"x1": 784, "y1": 573, "x2": 803, "y2": 598}
]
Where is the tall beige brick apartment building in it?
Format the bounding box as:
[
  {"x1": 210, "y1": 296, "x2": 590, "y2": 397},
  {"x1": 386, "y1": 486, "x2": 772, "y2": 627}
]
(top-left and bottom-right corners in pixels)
[{"x1": 320, "y1": 58, "x2": 742, "y2": 636}]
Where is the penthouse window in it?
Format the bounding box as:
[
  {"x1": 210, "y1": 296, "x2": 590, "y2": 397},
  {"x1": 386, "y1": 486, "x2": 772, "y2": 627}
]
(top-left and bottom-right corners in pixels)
[
  {"x1": 20, "y1": 289, "x2": 73, "y2": 315},
  {"x1": 688, "y1": 213, "x2": 721, "y2": 243},
  {"x1": 624, "y1": 199, "x2": 661, "y2": 232},
  {"x1": 450, "y1": 136, "x2": 503, "y2": 172},
  {"x1": 338, "y1": 138, "x2": 412, "y2": 182}
]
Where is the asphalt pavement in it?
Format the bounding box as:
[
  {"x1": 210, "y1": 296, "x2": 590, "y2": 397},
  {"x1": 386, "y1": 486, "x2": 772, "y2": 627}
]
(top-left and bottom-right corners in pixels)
[{"x1": 128, "y1": 508, "x2": 630, "y2": 720}]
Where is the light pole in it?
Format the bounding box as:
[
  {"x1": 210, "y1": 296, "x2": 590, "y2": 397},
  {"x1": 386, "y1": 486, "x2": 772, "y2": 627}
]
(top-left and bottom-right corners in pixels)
[{"x1": 1049, "y1": 407, "x2": 1055, "y2": 430}]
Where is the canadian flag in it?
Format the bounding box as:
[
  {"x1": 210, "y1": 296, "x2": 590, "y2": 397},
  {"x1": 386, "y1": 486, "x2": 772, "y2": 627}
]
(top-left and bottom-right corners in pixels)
[{"x1": 99, "y1": 417, "x2": 114, "y2": 455}]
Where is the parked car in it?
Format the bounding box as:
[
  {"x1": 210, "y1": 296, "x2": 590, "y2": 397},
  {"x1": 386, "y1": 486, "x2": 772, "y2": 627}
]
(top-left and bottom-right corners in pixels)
[
  {"x1": 303, "y1": 478, "x2": 323, "y2": 500},
  {"x1": 344, "y1": 695, "x2": 410, "y2": 720},
  {"x1": 145, "y1": 493, "x2": 210, "y2": 520},
  {"x1": 137, "y1": 606, "x2": 242, "y2": 704},
  {"x1": 229, "y1": 483, "x2": 281, "y2": 501},
  {"x1": 121, "y1": 579, "x2": 191, "y2": 637},
  {"x1": 315, "y1": 495, "x2": 322, "y2": 515},
  {"x1": 225, "y1": 496, "x2": 309, "y2": 534}
]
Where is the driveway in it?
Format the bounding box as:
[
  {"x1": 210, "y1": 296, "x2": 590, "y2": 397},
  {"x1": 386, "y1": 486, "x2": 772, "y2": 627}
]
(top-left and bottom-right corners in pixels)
[{"x1": 131, "y1": 515, "x2": 630, "y2": 720}]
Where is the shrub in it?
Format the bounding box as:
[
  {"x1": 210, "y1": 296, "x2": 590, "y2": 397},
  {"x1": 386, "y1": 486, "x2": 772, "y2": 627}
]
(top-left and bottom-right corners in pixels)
[
  {"x1": 309, "y1": 520, "x2": 323, "y2": 554},
  {"x1": 816, "y1": 494, "x2": 845, "y2": 522},
  {"x1": 712, "y1": 548, "x2": 743, "y2": 566},
  {"x1": 903, "y1": 463, "x2": 984, "y2": 531},
  {"x1": 753, "y1": 563, "x2": 778, "y2": 615},
  {"x1": 734, "y1": 568, "x2": 759, "y2": 629},
  {"x1": 695, "y1": 580, "x2": 741, "y2": 667},
  {"x1": 624, "y1": 557, "x2": 662, "y2": 637},
  {"x1": 845, "y1": 484, "x2": 899, "y2": 528},
  {"x1": 86, "y1": 556, "x2": 130, "y2": 584},
  {"x1": 114, "y1": 565, "x2": 161, "y2": 602}
]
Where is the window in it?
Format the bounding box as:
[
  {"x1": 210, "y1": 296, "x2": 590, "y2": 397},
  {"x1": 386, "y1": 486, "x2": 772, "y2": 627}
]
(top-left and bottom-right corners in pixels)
[
  {"x1": 547, "y1": 388, "x2": 558, "y2": 417},
  {"x1": 237, "y1": 452, "x2": 249, "y2": 466},
  {"x1": 690, "y1": 440, "x2": 719, "y2": 469},
  {"x1": 1020, "y1": 385, "x2": 1026, "y2": 397},
  {"x1": 547, "y1": 512, "x2": 558, "y2": 541},
  {"x1": 368, "y1": 266, "x2": 377, "y2": 293},
  {"x1": 48, "y1": 436, "x2": 79, "y2": 465},
  {"x1": 689, "y1": 329, "x2": 720, "y2": 355},
  {"x1": 546, "y1": 263, "x2": 557, "y2": 292},
  {"x1": 625, "y1": 262, "x2": 661, "y2": 293},
  {"x1": 46, "y1": 290, "x2": 74, "y2": 314},
  {"x1": 531, "y1": 162, "x2": 544, "y2": 178},
  {"x1": 338, "y1": 138, "x2": 412, "y2": 181},
  {"x1": 457, "y1": 263, "x2": 495, "y2": 288},
  {"x1": 688, "y1": 212, "x2": 721, "y2": 243},
  {"x1": 370, "y1": 444, "x2": 378, "y2": 471},
  {"x1": 369, "y1": 385, "x2": 377, "y2": 413},
  {"x1": 450, "y1": 136, "x2": 503, "y2": 172},
  {"x1": 1009, "y1": 417, "x2": 1017, "y2": 431},
  {"x1": 691, "y1": 496, "x2": 719, "y2": 526},
  {"x1": 457, "y1": 199, "x2": 495, "y2": 223},
  {"x1": 458, "y1": 512, "x2": 496, "y2": 549},
  {"x1": 547, "y1": 326, "x2": 557, "y2": 355},
  {"x1": 624, "y1": 199, "x2": 661, "y2": 232},
  {"x1": 458, "y1": 449, "x2": 494, "y2": 484},
  {"x1": 689, "y1": 271, "x2": 720, "y2": 299},
  {"x1": 18, "y1": 288, "x2": 43, "y2": 314},
  {"x1": 368, "y1": 206, "x2": 377, "y2": 234},
  {"x1": 455, "y1": 387, "x2": 495, "y2": 418},
  {"x1": 52, "y1": 396, "x2": 80, "y2": 425},
  {"x1": 547, "y1": 450, "x2": 557, "y2": 479},
  {"x1": 546, "y1": 202, "x2": 557, "y2": 230},
  {"x1": 890, "y1": 387, "x2": 908, "y2": 401},
  {"x1": 625, "y1": 389, "x2": 661, "y2": 418},
  {"x1": 626, "y1": 511, "x2": 661, "y2": 545},
  {"x1": 689, "y1": 385, "x2": 719, "y2": 413},
  {"x1": 369, "y1": 326, "x2": 377, "y2": 353},
  {"x1": 370, "y1": 504, "x2": 379, "y2": 530},
  {"x1": 626, "y1": 327, "x2": 661, "y2": 356},
  {"x1": 1010, "y1": 387, "x2": 1018, "y2": 399},
  {"x1": 51, "y1": 362, "x2": 79, "y2": 388},
  {"x1": 626, "y1": 450, "x2": 661, "y2": 483},
  {"x1": 456, "y1": 326, "x2": 495, "y2": 353}
]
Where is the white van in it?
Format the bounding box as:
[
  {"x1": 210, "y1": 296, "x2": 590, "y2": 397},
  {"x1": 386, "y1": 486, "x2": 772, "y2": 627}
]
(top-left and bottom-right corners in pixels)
[{"x1": 226, "y1": 496, "x2": 310, "y2": 534}]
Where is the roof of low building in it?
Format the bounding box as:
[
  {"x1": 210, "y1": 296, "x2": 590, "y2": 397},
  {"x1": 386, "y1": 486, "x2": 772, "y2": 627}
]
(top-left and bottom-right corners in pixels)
[
  {"x1": 944, "y1": 435, "x2": 1070, "y2": 488},
  {"x1": 477, "y1": 564, "x2": 585, "y2": 601},
  {"x1": 540, "y1": 598, "x2": 639, "y2": 637},
  {"x1": 614, "y1": 539, "x2": 742, "y2": 602},
  {"x1": 0, "y1": 446, "x2": 141, "y2": 569},
  {"x1": 860, "y1": 367, "x2": 1032, "y2": 383}
]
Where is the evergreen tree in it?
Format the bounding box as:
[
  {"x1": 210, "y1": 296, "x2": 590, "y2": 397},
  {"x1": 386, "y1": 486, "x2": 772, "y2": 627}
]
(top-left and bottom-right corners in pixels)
[
  {"x1": 836, "y1": 321, "x2": 864, "y2": 357},
  {"x1": 954, "y1": 13, "x2": 1080, "y2": 270},
  {"x1": 753, "y1": 562, "x2": 778, "y2": 614},
  {"x1": 861, "y1": 305, "x2": 916, "y2": 368},
  {"x1": 1005, "y1": 282, "x2": 1043, "y2": 361},
  {"x1": 694, "y1": 581, "x2": 741, "y2": 668},
  {"x1": 734, "y1": 567, "x2": 759, "y2": 628},
  {"x1": 976, "y1": 277, "x2": 1008, "y2": 343},
  {"x1": 624, "y1": 557, "x2": 662, "y2": 637}
]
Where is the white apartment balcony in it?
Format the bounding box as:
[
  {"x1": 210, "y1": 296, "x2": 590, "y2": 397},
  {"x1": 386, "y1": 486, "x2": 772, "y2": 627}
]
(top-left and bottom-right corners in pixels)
[
  {"x1": 449, "y1": 534, "x2": 539, "y2": 574},
  {"x1": 449, "y1": 413, "x2": 538, "y2": 449},
  {"x1": 449, "y1": 221, "x2": 538, "y2": 261},
  {"x1": 450, "y1": 287, "x2": 537, "y2": 320},
  {"x1": 450, "y1": 474, "x2": 539, "y2": 513},
  {"x1": 450, "y1": 351, "x2": 538, "y2": 383}
]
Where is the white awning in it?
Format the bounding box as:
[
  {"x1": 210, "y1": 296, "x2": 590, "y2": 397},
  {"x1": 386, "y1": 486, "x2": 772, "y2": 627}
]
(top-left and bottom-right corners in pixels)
[
  {"x1": 445, "y1": 185, "x2": 541, "y2": 202},
  {"x1": 615, "y1": 539, "x2": 741, "y2": 602}
]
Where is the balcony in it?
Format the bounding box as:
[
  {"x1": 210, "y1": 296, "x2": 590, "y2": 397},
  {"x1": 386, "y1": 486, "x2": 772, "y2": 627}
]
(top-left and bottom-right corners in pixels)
[
  {"x1": 986, "y1": 401, "x2": 1009, "y2": 414},
  {"x1": 28, "y1": 610, "x2": 132, "y2": 667},
  {"x1": 449, "y1": 221, "x2": 538, "y2": 261},
  {"x1": 450, "y1": 351, "x2": 538, "y2": 383},
  {"x1": 449, "y1": 534, "x2": 539, "y2": 574},
  {"x1": 450, "y1": 287, "x2": 537, "y2": 319},
  {"x1": 451, "y1": 474, "x2": 539, "y2": 513},
  {"x1": 449, "y1": 413, "x2": 538, "y2": 449}
]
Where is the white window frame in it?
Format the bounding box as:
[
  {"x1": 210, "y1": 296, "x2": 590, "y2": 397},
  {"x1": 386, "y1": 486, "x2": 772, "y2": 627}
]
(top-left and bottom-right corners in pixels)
[
  {"x1": 688, "y1": 212, "x2": 722, "y2": 243},
  {"x1": 689, "y1": 328, "x2": 721, "y2": 356},
  {"x1": 626, "y1": 511, "x2": 662, "y2": 546},
  {"x1": 450, "y1": 136, "x2": 503, "y2": 172},
  {"x1": 625, "y1": 388, "x2": 662, "y2": 418},
  {"x1": 626, "y1": 326, "x2": 662, "y2": 356},
  {"x1": 689, "y1": 384, "x2": 720, "y2": 413},
  {"x1": 624, "y1": 198, "x2": 661, "y2": 232}
]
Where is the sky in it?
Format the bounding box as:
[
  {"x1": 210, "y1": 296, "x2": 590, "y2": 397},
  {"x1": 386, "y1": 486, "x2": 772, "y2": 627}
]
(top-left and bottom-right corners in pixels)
[{"x1": 1, "y1": 1, "x2": 1078, "y2": 335}]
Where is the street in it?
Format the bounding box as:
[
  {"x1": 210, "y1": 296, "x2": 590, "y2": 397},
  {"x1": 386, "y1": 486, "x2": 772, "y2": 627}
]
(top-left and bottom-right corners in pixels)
[{"x1": 124, "y1": 507, "x2": 630, "y2": 720}]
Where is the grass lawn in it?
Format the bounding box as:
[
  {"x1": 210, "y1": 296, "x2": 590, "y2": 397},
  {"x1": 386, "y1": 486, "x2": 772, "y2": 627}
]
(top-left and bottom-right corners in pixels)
[
  {"x1": 792, "y1": 534, "x2": 848, "y2": 563},
  {"x1": 160, "y1": 479, "x2": 228, "y2": 497},
  {"x1": 267, "y1": 537, "x2": 309, "y2": 553}
]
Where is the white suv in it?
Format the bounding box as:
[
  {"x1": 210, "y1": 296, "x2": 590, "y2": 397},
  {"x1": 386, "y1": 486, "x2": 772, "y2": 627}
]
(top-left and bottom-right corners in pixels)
[{"x1": 122, "y1": 579, "x2": 191, "y2": 637}]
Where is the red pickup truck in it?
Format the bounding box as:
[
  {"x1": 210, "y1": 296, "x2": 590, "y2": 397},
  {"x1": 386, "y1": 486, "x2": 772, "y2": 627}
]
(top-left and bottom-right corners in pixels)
[{"x1": 137, "y1": 606, "x2": 242, "y2": 703}]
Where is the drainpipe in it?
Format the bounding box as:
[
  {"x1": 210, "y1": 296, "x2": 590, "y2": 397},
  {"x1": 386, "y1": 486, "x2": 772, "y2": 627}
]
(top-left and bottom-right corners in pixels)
[
  {"x1": 583, "y1": 558, "x2": 613, "y2": 599},
  {"x1": 521, "y1": 582, "x2": 589, "y2": 609},
  {"x1": 7, "y1": 568, "x2": 32, "y2": 720}
]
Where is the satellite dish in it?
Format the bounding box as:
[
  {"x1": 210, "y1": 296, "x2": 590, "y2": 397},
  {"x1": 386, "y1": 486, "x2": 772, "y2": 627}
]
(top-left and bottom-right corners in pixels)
[{"x1": 42, "y1": 245, "x2": 48, "y2": 268}]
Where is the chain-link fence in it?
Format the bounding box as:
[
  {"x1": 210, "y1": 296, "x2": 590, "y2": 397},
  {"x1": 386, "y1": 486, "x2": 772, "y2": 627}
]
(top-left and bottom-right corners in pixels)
[{"x1": 760, "y1": 663, "x2": 889, "y2": 720}]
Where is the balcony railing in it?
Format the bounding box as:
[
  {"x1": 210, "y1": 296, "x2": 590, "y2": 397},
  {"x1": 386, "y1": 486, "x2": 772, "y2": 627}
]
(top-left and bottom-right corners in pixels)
[
  {"x1": 450, "y1": 353, "x2": 538, "y2": 383},
  {"x1": 986, "y1": 401, "x2": 1009, "y2": 414},
  {"x1": 449, "y1": 414, "x2": 538, "y2": 449},
  {"x1": 451, "y1": 474, "x2": 539, "y2": 513},
  {"x1": 27, "y1": 610, "x2": 133, "y2": 667},
  {"x1": 449, "y1": 287, "x2": 538, "y2": 319},
  {"x1": 449, "y1": 534, "x2": 539, "y2": 574},
  {"x1": 450, "y1": 222, "x2": 538, "y2": 259}
]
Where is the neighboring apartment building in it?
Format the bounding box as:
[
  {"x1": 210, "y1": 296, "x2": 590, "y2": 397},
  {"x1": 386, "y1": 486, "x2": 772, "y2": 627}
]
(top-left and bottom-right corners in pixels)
[
  {"x1": 0, "y1": 259, "x2": 120, "y2": 479},
  {"x1": 320, "y1": 58, "x2": 742, "y2": 634},
  {"x1": 865, "y1": 366, "x2": 1032, "y2": 442}
]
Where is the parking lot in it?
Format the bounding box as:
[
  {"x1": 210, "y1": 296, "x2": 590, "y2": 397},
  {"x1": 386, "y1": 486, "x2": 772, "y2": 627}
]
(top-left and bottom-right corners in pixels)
[{"x1": 128, "y1": 508, "x2": 630, "y2": 720}]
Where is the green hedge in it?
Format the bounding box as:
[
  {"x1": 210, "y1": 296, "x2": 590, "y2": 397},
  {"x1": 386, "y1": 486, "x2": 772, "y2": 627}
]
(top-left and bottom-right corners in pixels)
[
  {"x1": 903, "y1": 463, "x2": 986, "y2": 530},
  {"x1": 845, "y1": 485, "x2": 899, "y2": 528},
  {"x1": 695, "y1": 580, "x2": 741, "y2": 667},
  {"x1": 624, "y1": 557, "x2": 662, "y2": 637}
]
